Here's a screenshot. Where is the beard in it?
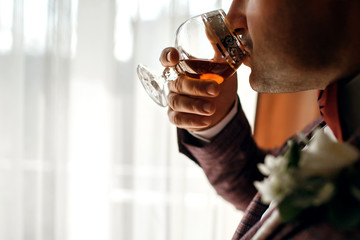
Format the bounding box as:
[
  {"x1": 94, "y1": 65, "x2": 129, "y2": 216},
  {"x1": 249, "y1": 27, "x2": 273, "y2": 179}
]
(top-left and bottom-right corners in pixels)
[{"x1": 248, "y1": 52, "x2": 330, "y2": 94}]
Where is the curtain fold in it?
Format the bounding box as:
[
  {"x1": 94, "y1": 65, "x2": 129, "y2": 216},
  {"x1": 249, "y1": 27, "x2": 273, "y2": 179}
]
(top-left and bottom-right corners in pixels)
[
  {"x1": 0, "y1": 0, "x2": 257, "y2": 239},
  {"x1": 0, "y1": 0, "x2": 72, "y2": 239}
]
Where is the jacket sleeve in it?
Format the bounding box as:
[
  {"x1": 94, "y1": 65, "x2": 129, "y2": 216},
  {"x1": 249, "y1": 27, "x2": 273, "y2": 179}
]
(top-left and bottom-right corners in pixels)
[{"x1": 177, "y1": 99, "x2": 266, "y2": 211}]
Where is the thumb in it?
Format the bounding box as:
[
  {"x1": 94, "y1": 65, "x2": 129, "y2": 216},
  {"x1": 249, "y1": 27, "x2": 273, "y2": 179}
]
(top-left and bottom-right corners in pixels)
[{"x1": 160, "y1": 47, "x2": 180, "y2": 67}]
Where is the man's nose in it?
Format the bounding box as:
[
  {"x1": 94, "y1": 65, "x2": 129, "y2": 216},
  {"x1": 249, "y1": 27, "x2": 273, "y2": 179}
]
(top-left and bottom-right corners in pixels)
[{"x1": 226, "y1": 0, "x2": 247, "y2": 32}]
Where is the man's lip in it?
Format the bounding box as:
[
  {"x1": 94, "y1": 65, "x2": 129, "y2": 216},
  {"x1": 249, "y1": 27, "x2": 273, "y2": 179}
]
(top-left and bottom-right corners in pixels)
[
  {"x1": 234, "y1": 28, "x2": 244, "y2": 36},
  {"x1": 242, "y1": 48, "x2": 250, "y2": 56},
  {"x1": 242, "y1": 53, "x2": 251, "y2": 67}
]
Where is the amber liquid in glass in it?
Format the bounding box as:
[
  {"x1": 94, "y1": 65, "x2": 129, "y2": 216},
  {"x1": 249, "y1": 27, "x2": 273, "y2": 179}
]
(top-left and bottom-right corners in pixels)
[{"x1": 177, "y1": 59, "x2": 237, "y2": 84}]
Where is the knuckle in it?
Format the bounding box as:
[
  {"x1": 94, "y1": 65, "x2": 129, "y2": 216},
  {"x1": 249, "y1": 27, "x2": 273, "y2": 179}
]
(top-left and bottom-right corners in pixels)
[
  {"x1": 167, "y1": 81, "x2": 176, "y2": 92},
  {"x1": 200, "y1": 117, "x2": 211, "y2": 128},
  {"x1": 174, "y1": 77, "x2": 183, "y2": 93},
  {"x1": 193, "y1": 100, "x2": 204, "y2": 113},
  {"x1": 189, "y1": 118, "x2": 200, "y2": 128},
  {"x1": 167, "y1": 93, "x2": 178, "y2": 110},
  {"x1": 172, "y1": 112, "x2": 182, "y2": 126},
  {"x1": 192, "y1": 99, "x2": 214, "y2": 115},
  {"x1": 167, "y1": 108, "x2": 182, "y2": 127},
  {"x1": 167, "y1": 107, "x2": 172, "y2": 116},
  {"x1": 184, "y1": 79, "x2": 201, "y2": 96},
  {"x1": 167, "y1": 108, "x2": 175, "y2": 123},
  {"x1": 190, "y1": 82, "x2": 202, "y2": 96},
  {"x1": 188, "y1": 80, "x2": 210, "y2": 97}
]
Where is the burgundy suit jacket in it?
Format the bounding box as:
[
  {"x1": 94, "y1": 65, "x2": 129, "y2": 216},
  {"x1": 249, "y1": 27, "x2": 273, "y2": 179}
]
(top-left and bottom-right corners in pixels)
[{"x1": 177, "y1": 100, "x2": 360, "y2": 239}]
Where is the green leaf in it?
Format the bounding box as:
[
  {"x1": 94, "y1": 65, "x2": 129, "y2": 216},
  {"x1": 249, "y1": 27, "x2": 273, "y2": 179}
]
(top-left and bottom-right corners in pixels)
[
  {"x1": 348, "y1": 164, "x2": 360, "y2": 189},
  {"x1": 278, "y1": 195, "x2": 304, "y2": 222},
  {"x1": 285, "y1": 141, "x2": 301, "y2": 168},
  {"x1": 291, "y1": 177, "x2": 332, "y2": 208},
  {"x1": 345, "y1": 164, "x2": 360, "y2": 205},
  {"x1": 350, "y1": 186, "x2": 360, "y2": 201},
  {"x1": 327, "y1": 185, "x2": 360, "y2": 230}
]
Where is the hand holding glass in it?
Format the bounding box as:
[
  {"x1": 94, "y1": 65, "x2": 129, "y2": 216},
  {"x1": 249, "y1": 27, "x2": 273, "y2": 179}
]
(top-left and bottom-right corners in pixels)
[{"x1": 137, "y1": 9, "x2": 245, "y2": 107}]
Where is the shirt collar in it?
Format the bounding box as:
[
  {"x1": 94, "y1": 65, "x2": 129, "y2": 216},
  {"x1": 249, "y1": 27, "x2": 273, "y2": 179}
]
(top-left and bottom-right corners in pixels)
[
  {"x1": 318, "y1": 72, "x2": 360, "y2": 142},
  {"x1": 338, "y1": 73, "x2": 360, "y2": 141}
]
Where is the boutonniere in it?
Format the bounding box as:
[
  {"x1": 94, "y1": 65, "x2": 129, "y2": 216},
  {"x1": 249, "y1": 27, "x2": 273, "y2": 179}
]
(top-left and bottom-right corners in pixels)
[{"x1": 254, "y1": 128, "x2": 360, "y2": 230}]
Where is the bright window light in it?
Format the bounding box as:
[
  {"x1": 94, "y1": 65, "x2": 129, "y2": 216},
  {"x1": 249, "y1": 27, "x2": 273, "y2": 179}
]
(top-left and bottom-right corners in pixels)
[
  {"x1": 0, "y1": 0, "x2": 14, "y2": 53},
  {"x1": 24, "y1": 0, "x2": 48, "y2": 55}
]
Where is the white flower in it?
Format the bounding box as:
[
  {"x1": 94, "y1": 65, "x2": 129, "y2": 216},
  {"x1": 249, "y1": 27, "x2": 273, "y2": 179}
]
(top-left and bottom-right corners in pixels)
[
  {"x1": 255, "y1": 155, "x2": 295, "y2": 204},
  {"x1": 254, "y1": 174, "x2": 294, "y2": 204},
  {"x1": 255, "y1": 128, "x2": 359, "y2": 207},
  {"x1": 299, "y1": 129, "x2": 359, "y2": 178},
  {"x1": 258, "y1": 155, "x2": 288, "y2": 176}
]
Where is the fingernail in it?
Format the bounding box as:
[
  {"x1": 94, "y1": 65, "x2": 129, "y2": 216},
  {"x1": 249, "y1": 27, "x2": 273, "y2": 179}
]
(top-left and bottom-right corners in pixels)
[
  {"x1": 207, "y1": 84, "x2": 217, "y2": 96},
  {"x1": 203, "y1": 103, "x2": 212, "y2": 113},
  {"x1": 166, "y1": 51, "x2": 172, "y2": 62}
]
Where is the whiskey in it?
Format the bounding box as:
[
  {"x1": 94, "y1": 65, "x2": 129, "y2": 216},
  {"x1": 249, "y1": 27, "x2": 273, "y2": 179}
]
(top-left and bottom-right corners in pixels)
[{"x1": 177, "y1": 59, "x2": 237, "y2": 84}]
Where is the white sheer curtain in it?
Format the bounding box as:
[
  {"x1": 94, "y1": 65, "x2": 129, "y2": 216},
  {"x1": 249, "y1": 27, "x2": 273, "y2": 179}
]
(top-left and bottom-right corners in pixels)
[{"x1": 0, "y1": 0, "x2": 257, "y2": 239}]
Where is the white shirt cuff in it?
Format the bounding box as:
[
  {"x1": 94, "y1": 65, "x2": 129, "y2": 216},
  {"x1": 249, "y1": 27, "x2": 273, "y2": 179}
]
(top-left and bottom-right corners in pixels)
[{"x1": 189, "y1": 99, "x2": 239, "y2": 142}]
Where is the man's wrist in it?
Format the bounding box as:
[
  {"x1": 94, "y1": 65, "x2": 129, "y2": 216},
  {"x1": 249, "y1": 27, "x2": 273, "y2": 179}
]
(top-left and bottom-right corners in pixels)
[{"x1": 190, "y1": 98, "x2": 239, "y2": 142}]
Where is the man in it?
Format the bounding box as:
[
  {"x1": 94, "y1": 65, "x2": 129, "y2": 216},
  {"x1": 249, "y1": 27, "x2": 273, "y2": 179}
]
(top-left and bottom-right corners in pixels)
[{"x1": 160, "y1": 0, "x2": 360, "y2": 239}]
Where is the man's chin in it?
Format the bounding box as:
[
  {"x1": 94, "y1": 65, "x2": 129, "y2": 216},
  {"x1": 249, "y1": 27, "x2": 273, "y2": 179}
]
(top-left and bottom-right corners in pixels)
[
  {"x1": 242, "y1": 55, "x2": 251, "y2": 67},
  {"x1": 249, "y1": 73, "x2": 265, "y2": 93},
  {"x1": 249, "y1": 74, "x2": 280, "y2": 94}
]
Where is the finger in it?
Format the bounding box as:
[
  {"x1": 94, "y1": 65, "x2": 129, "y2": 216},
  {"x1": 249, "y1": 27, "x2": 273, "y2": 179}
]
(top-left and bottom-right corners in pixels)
[
  {"x1": 167, "y1": 93, "x2": 215, "y2": 116},
  {"x1": 168, "y1": 108, "x2": 211, "y2": 130},
  {"x1": 168, "y1": 75, "x2": 220, "y2": 97},
  {"x1": 160, "y1": 47, "x2": 180, "y2": 67}
]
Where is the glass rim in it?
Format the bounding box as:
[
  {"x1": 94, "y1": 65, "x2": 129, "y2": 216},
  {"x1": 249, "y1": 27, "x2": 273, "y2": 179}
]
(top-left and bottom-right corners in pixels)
[{"x1": 201, "y1": 9, "x2": 245, "y2": 69}]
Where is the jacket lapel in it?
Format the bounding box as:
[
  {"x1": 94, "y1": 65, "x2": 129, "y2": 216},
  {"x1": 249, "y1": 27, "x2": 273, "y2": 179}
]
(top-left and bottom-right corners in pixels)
[{"x1": 232, "y1": 193, "x2": 268, "y2": 240}]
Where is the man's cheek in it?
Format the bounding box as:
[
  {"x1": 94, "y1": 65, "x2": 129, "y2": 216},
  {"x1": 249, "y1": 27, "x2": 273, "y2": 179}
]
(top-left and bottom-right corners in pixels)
[{"x1": 245, "y1": 1, "x2": 269, "y2": 43}]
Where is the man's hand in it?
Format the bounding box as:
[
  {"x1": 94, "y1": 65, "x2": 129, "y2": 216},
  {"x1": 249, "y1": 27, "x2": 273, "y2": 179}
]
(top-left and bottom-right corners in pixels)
[{"x1": 160, "y1": 47, "x2": 238, "y2": 132}]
